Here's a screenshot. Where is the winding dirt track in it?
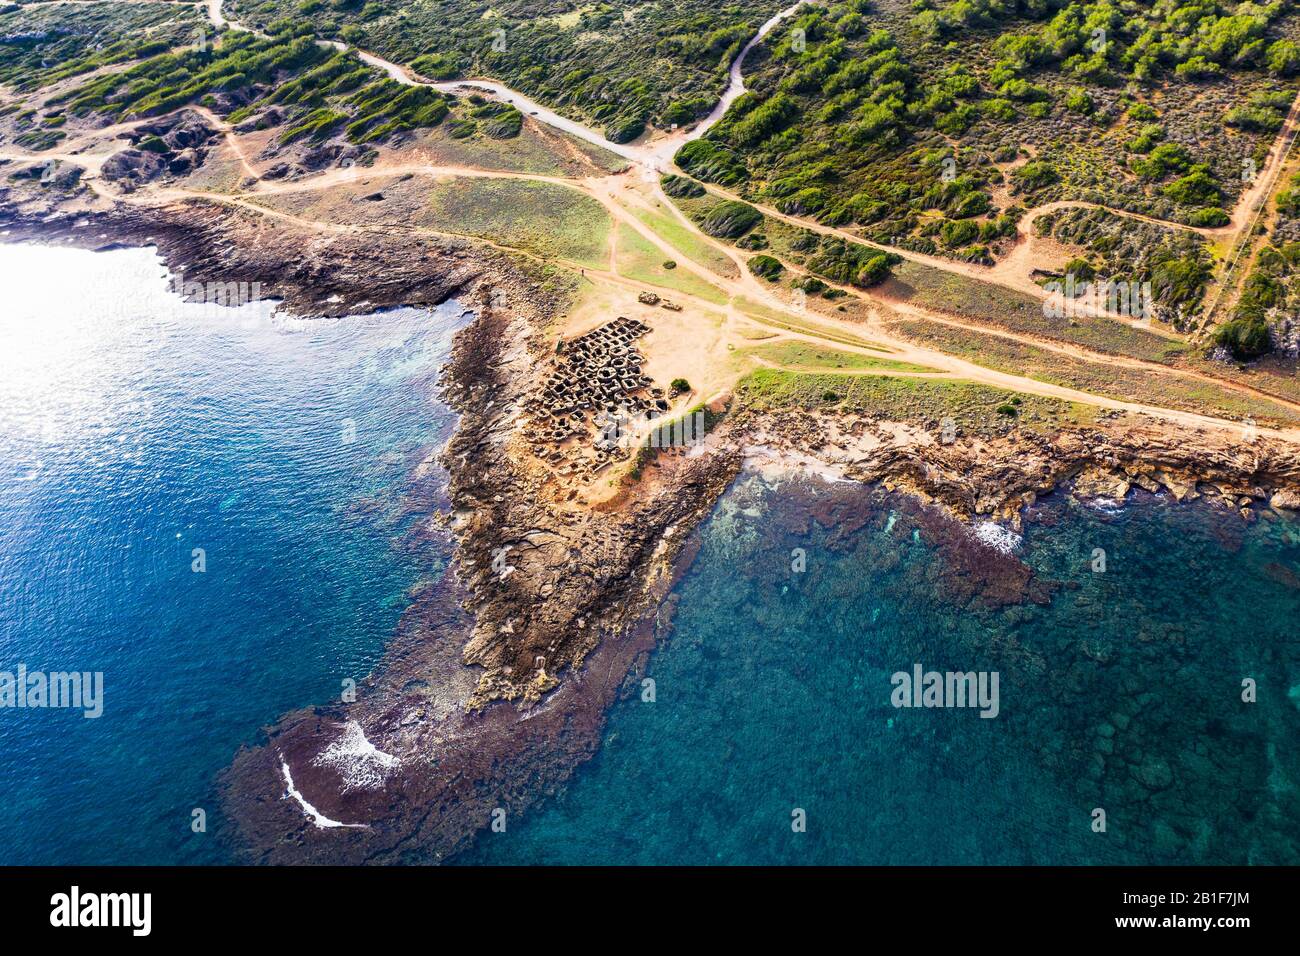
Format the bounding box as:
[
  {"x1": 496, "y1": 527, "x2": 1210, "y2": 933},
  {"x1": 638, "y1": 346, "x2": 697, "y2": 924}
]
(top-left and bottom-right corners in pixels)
[
  {"x1": 130, "y1": 166, "x2": 1300, "y2": 438},
  {"x1": 294, "y1": 6, "x2": 1300, "y2": 322},
  {"x1": 9, "y1": 134, "x2": 1300, "y2": 440},
  {"x1": 23, "y1": 0, "x2": 1300, "y2": 303},
  {"x1": 31, "y1": 0, "x2": 1300, "y2": 314},
  {"x1": 9, "y1": 0, "x2": 1300, "y2": 441}
]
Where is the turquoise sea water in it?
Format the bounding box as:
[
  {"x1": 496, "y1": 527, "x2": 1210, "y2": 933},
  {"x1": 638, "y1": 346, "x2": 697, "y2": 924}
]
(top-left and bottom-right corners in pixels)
[
  {"x1": 466, "y1": 473, "x2": 1300, "y2": 865},
  {"x1": 5, "y1": 245, "x2": 1299, "y2": 867},
  {"x1": 0, "y1": 244, "x2": 463, "y2": 864}
]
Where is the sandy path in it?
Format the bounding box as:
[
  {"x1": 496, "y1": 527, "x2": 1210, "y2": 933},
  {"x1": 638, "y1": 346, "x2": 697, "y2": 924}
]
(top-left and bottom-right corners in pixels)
[
  {"x1": 1201, "y1": 87, "x2": 1300, "y2": 322},
  {"x1": 1017, "y1": 200, "x2": 1217, "y2": 238},
  {"x1": 14, "y1": 0, "x2": 1300, "y2": 439},
  {"x1": 29, "y1": 0, "x2": 1300, "y2": 328},
  {"x1": 200, "y1": 0, "x2": 807, "y2": 170},
  {"x1": 11, "y1": 117, "x2": 1300, "y2": 435},
  {"x1": 700, "y1": 179, "x2": 1190, "y2": 337},
  {"x1": 17, "y1": 133, "x2": 1300, "y2": 442},
  {"x1": 640, "y1": 1, "x2": 808, "y2": 169},
  {"x1": 1226, "y1": 86, "x2": 1300, "y2": 236},
  {"x1": 192, "y1": 153, "x2": 1300, "y2": 428},
  {"x1": 878, "y1": 296, "x2": 1300, "y2": 416}
]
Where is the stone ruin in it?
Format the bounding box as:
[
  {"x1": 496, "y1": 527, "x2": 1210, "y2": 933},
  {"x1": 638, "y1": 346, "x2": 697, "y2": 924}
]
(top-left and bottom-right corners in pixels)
[
  {"x1": 523, "y1": 316, "x2": 671, "y2": 480},
  {"x1": 637, "y1": 290, "x2": 682, "y2": 311}
]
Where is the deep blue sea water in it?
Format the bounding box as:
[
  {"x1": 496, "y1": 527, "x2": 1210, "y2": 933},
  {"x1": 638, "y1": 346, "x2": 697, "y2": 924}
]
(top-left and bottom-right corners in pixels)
[
  {"x1": 465, "y1": 473, "x2": 1300, "y2": 865},
  {"x1": 0, "y1": 244, "x2": 463, "y2": 864},
  {"x1": 5, "y1": 245, "x2": 1299, "y2": 866}
]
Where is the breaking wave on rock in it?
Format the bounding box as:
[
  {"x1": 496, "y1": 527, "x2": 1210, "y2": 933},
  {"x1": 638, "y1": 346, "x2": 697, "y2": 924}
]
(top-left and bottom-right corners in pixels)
[
  {"x1": 310, "y1": 720, "x2": 401, "y2": 794},
  {"x1": 970, "y1": 520, "x2": 1022, "y2": 554}
]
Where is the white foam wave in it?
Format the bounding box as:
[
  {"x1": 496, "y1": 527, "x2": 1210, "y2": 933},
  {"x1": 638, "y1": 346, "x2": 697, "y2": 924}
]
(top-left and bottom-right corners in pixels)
[
  {"x1": 971, "y1": 520, "x2": 1022, "y2": 554},
  {"x1": 280, "y1": 757, "x2": 368, "y2": 830},
  {"x1": 310, "y1": 720, "x2": 401, "y2": 794}
]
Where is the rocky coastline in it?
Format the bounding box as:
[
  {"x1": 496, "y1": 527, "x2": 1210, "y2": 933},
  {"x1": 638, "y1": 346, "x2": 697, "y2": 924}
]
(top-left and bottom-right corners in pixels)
[
  {"x1": 5, "y1": 188, "x2": 1300, "y2": 863},
  {"x1": 737, "y1": 407, "x2": 1300, "y2": 530},
  {"x1": 0, "y1": 195, "x2": 489, "y2": 318},
  {"x1": 217, "y1": 260, "x2": 743, "y2": 863}
]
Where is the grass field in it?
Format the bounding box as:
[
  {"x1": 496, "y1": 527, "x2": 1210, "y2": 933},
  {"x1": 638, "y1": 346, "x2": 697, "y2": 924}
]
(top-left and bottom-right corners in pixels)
[
  {"x1": 630, "y1": 203, "x2": 739, "y2": 279},
  {"x1": 420, "y1": 176, "x2": 611, "y2": 269},
  {"x1": 1181, "y1": 354, "x2": 1300, "y2": 408},
  {"x1": 614, "y1": 223, "x2": 729, "y2": 305},
  {"x1": 741, "y1": 341, "x2": 938, "y2": 374},
  {"x1": 734, "y1": 297, "x2": 893, "y2": 352},
  {"x1": 887, "y1": 262, "x2": 1188, "y2": 366},
  {"x1": 406, "y1": 122, "x2": 625, "y2": 177},
  {"x1": 249, "y1": 173, "x2": 610, "y2": 268},
  {"x1": 889, "y1": 319, "x2": 1300, "y2": 427},
  {"x1": 735, "y1": 368, "x2": 1098, "y2": 436}
]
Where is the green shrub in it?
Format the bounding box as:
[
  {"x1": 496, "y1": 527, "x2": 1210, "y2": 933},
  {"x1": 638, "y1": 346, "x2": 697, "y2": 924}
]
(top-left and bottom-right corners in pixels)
[
  {"x1": 940, "y1": 218, "x2": 980, "y2": 247},
  {"x1": 606, "y1": 114, "x2": 646, "y2": 144},
  {"x1": 1132, "y1": 142, "x2": 1190, "y2": 179},
  {"x1": 660, "y1": 173, "x2": 705, "y2": 199},
  {"x1": 281, "y1": 108, "x2": 348, "y2": 144},
  {"x1": 794, "y1": 275, "x2": 829, "y2": 295},
  {"x1": 675, "y1": 139, "x2": 747, "y2": 186},
  {"x1": 855, "y1": 254, "x2": 892, "y2": 286},
  {"x1": 1162, "y1": 170, "x2": 1221, "y2": 206},
  {"x1": 699, "y1": 200, "x2": 762, "y2": 238},
  {"x1": 748, "y1": 254, "x2": 785, "y2": 281},
  {"x1": 1189, "y1": 207, "x2": 1230, "y2": 228},
  {"x1": 1013, "y1": 160, "x2": 1058, "y2": 190},
  {"x1": 409, "y1": 52, "x2": 460, "y2": 80},
  {"x1": 1214, "y1": 317, "x2": 1271, "y2": 360},
  {"x1": 1063, "y1": 257, "x2": 1095, "y2": 280}
]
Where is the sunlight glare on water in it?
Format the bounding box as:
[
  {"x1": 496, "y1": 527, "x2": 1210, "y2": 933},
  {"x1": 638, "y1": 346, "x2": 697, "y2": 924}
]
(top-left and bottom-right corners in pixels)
[{"x1": 0, "y1": 242, "x2": 463, "y2": 864}]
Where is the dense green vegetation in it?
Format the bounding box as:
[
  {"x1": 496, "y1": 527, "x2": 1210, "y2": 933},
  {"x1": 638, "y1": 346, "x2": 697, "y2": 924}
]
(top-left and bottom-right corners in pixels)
[
  {"x1": 670, "y1": 182, "x2": 903, "y2": 291},
  {"x1": 917, "y1": 0, "x2": 1300, "y2": 81},
  {"x1": 0, "y1": 4, "x2": 525, "y2": 156},
  {"x1": 1219, "y1": 169, "x2": 1300, "y2": 360},
  {"x1": 674, "y1": 0, "x2": 1300, "y2": 263},
  {"x1": 229, "y1": 0, "x2": 788, "y2": 142},
  {"x1": 1035, "y1": 205, "x2": 1215, "y2": 330},
  {"x1": 33, "y1": 19, "x2": 468, "y2": 149},
  {"x1": 0, "y1": 2, "x2": 200, "y2": 91},
  {"x1": 56, "y1": 23, "x2": 328, "y2": 116}
]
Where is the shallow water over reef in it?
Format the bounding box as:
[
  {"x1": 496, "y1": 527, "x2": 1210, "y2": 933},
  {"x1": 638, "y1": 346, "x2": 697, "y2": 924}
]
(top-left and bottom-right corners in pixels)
[{"x1": 466, "y1": 473, "x2": 1300, "y2": 865}]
